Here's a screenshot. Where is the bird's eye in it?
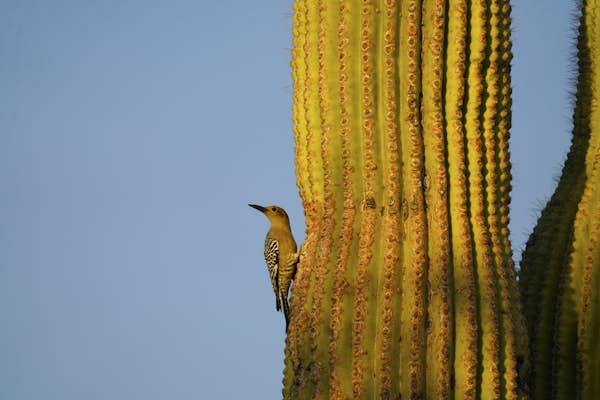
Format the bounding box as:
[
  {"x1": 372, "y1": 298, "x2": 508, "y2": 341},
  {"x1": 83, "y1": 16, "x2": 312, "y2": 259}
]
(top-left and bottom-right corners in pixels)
[{"x1": 272, "y1": 207, "x2": 277, "y2": 212}]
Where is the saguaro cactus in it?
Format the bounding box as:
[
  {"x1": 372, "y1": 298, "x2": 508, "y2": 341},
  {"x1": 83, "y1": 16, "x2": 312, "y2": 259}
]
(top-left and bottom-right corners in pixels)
[
  {"x1": 285, "y1": 0, "x2": 528, "y2": 399},
  {"x1": 519, "y1": 1, "x2": 600, "y2": 399}
]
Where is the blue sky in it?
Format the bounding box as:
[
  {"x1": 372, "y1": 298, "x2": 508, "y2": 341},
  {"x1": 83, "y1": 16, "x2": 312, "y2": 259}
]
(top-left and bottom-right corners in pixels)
[{"x1": 0, "y1": 1, "x2": 578, "y2": 398}]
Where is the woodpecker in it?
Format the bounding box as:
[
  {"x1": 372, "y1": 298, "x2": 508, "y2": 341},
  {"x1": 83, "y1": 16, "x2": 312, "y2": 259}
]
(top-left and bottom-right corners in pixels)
[{"x1": 249, "y1": 204, "x2": 299, "y2": 330}]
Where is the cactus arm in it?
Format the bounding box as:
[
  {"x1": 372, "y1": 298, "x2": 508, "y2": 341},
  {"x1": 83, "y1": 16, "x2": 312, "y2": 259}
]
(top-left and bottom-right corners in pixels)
[
  {"x1": 518, "y1": 7, "x2": 595, "y2": 397},
  {"x1": 587, "y1": 8, "x2": 600, "y2": 393},
  {"x1": 554, "y1": 256, "x2": 578, "y2": 400},
  {"x1": 579, "y1": 198, "x2": 600, "y2": 399},
  {"x1": 535, "y1": 196, "x2": 579, "y2": 400},
  {"x1": 518, "y1": 82, "x2": 587, "y2": 400},
  {"x1": 519, "y1": 35, "x2": 591, "y2": 397},
  {"x1": 578, "y1": 4, "x2": 600, "y2": 395},
  {"x1": 571, "y1": 144, "x2": 599, "y2": 400},
  {"x1": 528, "y1": 75, "x2": 591, "y2": 398},
  {"x1": 519, "y1": 1, "x2": 600, "y2": 399},
  {"x1": 588, "y1": 242, "x2": 600, "y2": 399}
]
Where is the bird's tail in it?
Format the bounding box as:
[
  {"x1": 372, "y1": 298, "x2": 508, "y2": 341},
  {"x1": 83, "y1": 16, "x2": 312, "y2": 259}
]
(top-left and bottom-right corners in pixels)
[{"x1": 280, "y1": 293, "x2": 290, "y2": 332}]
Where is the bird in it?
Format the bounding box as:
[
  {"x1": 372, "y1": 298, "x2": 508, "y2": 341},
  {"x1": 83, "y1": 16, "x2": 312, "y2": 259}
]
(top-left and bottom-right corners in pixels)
[{"x1": 249, "y1": 204, "x2": 299, "y2": 330}]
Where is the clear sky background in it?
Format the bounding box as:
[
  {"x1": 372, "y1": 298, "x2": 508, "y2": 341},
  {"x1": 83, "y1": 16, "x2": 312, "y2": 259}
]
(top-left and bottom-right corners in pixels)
[{"x1": 0, "y1": 1, "x2": 579, "y2": 399}]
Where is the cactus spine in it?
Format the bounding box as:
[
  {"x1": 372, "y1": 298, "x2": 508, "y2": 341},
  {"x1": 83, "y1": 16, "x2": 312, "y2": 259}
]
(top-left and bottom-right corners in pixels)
[
  {"x1": 285, "y1": 0, "x2": 528, "y2": 399},
  {"x1": 519, "y1": 1, "x2": 600, "y2": 399}
]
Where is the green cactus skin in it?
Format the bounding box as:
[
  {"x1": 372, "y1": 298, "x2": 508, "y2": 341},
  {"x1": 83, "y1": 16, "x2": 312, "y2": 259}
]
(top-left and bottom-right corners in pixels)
[
  {"x1": 519, "y1": 1, "x2": 600, "y2": 399},
  {"x1": 284, "y1": 0, "x2": 529, "y2": 399}
]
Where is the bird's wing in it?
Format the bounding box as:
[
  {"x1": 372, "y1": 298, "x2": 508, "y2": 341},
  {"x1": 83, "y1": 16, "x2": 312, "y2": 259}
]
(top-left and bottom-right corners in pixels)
[
  {"x1": 285, "y1": 251, "x2": 300, "y2": 268},
  {"x1": 264, "y1": 236, "x2": 281, "y2": 311}
]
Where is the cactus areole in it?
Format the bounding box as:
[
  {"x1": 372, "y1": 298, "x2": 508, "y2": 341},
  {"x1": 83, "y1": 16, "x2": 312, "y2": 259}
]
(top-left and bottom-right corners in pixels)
[{"x1": 284, "y1": 0, "x2": 529, "y2": 399}]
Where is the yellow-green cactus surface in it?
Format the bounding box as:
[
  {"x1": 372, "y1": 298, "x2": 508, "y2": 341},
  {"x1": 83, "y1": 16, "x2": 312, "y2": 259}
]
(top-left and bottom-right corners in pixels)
[
  {"x1": 285, "y1": 0, "x2": 528, "y2": 399},
  {"x1": 519, "y1": 1, "x2": 600, "y2": 399}
]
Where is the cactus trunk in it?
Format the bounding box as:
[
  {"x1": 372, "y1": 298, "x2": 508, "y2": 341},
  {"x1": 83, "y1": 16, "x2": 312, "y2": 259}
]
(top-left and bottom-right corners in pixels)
[
  {"x1": 519, "y1": 1, "x2": 600, "y2": 399},
  {"x1": 285, "y1": 0, "x2": 528, "y2": 399}
]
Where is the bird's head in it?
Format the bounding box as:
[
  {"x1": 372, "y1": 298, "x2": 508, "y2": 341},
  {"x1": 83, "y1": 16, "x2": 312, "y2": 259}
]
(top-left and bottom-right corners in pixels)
[{"x1": 249, "y1": 204, "x2": 290, "y2": 227}]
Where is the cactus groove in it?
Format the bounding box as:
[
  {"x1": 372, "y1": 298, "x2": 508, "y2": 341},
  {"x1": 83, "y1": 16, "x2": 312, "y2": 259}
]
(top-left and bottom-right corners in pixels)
[
  {"x1": 284, "y1": 0, "x2": 529, "y2": 399},
  {"x1": 519, "y1": 1, "x2": 600, "y2": 399}
]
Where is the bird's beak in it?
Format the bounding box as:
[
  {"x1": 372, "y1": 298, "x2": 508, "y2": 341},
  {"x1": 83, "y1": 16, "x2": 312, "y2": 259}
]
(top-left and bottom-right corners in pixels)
[{"x1": 248, "y1": 204, "x2": 267, "y2": 213}]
